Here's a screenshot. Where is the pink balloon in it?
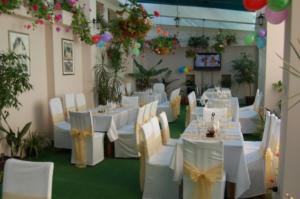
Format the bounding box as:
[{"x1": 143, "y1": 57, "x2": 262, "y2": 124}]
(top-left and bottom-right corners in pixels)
[{"x1": 265, "y1": 6, "x2": 289, "y2": 24}]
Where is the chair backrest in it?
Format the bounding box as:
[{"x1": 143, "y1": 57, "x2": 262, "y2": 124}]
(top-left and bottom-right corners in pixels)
[
  {"x1": 49, "y1": 97, "x2": 65, "y2": 124},
  {"x1": 150, "y1": 117, "x2": 163, "y2": 149},
  {"x1": 69, "y1": 111, "x2": 94, "y2": 133},
  {"x1": 170, "y1": 88, "x2": 180, "y2": 101},
  {"x1": 260, "y1": 111, "x2": 272, "y2": 152},
  {"x1": 183, "y1": 139, "x2": 224, "y2": 171},
  {"x1": 3, "y1": 158, "x2": 54, "y2": 199},
  {"x1": 150, "y1": 100, "x2": 158, "y2": 117},
  {"x1": 126, "y1": 82, "x2": 132, "y2": 95},
  {"x1": 64, "y1": 93, "x2": 76, "y2": 117},
  {"x1": 188, "y1": 91, "x2": 197, "y2": 110},
  {"x1": 143, "y1": 103, "x2": 152, "y2": 122},
  {"x1": 135, "y1": 106, "x2": 146, "y2": 146},
  {"x1": 268, "y1": 115, "x2": 281, "y2": 153},
  {"x1": 253, "y1": 91, "x2": 262, "y2": 112},
  {"x1": 141, "y1": 121, "x2": 156, "y2": 160},
  {"x1": 159, "y1": 112, "x2": 171, "y2": 145},
  {"x1": 153, "y1": 83, "x2": 165, "y2": 93},
  {"x1": 75, "y1": 93, "x2": 87, "y2": 112},
  {"x1": 121, "y1": 96, "x2": 139, "y2": 107},
  {"x1": 203, "y1": 107, "x2": 228, "y2": 122}
]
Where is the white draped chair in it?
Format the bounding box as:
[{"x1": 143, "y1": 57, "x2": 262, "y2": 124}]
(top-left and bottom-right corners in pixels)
[
  {"x1": 241, "y1": 112, "x2": 276, "y2": 198},
  {"x1": 114, "y1": 106, "x2": 145, "y2": 158},
  {"x1": 143, "y1": 103, "x2": 152, "y2": 122},
  {"x1": 150, "y1": 100, "x2": 158, "y2": 117},
  {"x1": 49, "y1": 97, "x2": 72, "y2": 149},
  {"x1": 121, "y1": 96, "x2": 139, "y2": 108},
  {"x1": 75, "y1": 93, "x2": 87, "y2": 112},
  {"x1": 69, "y1": 111, "x2": 104, "y2": 166},
  {"x1": 141, "y1": 119, "x2": 179, "y2": 199},
  {"x1": 2, "y1": 158, "x2": 54, "y2": 199},
  {"x1": 239, "y1": 90, "x2": 263, "y2": 134},
  {"x1": 182, "y1": 139, "x2": 226, "y2": 199},
  {"x1": 157, "y1": 88, "x2": 181, "y2": 122},
  {"x1": 203, "y1": 107, "x2": 228, "y2": 122},
  {"x1": 159, "y1": 112, "x2": 177, "y2": 146},
  {"x1": 186, "y1": 91, "x2": 204, "y2": 126},
  {"x1": 64, "y1": 93, "x2": 76, "y2": 118},
  {"x1": 153, "y1": 83, "x2": 168, "y2": 102}
]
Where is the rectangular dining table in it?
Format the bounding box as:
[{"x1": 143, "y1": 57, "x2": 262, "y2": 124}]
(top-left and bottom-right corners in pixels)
[{"x1": 169, "y1": 120, "x2": 251, "y2": 198}]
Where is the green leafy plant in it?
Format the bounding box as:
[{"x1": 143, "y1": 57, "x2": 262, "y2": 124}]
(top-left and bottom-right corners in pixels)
[
  {"x1": 232, "y1": 52, "x2": 257, "y2": 96},
  {"x1": 273, "y1": 80, "x2": 283, "y2": 93},
  {"x1": 188, "y1": 35, "x2": 210, "y2": 49},
  {"x1": 22, "y1": 131, "x2": 48, "y2": 159},
  {"x1": 25, "y1": 0, "x2": 54, "y2": 21},
  {"x1": 185, "y1": 49, "x2": 196, "y2": 58},
  {"x1": 0, "y1": 122, "x2": 31, "y2": 157},
  {"x1": 129, "y1": 59, "x2": 169, "y2": 91},
  {"x1": 147, "y1": 36, "x2": 179, "y2": 55},
  {"x1": 212, "y1": 30, "x2": 236, "y2": 53},
  {"x1": 0, "y1": 0, "x2": 21, "y2": 14}
]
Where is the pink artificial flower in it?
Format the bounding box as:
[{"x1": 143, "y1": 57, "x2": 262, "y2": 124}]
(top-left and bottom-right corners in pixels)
[
  {"x1": 153, "y1": 11, "x2": 160, "y2": 17},
  {"x1": 68, "y1": 0, "x2": 77, "y2": 7},
  {"x1": 54, "y1": 2, "x2": 62, "y2": 10},
  {"x1": 42, "y1": 5, "x2": 47, "y2": 10},
  {"x1": 65, "y1": 27, "x2": 71, "y2": 33},
  {"x1": 56, "y1": 27, "x2": 61, "y2": 32},
  {"x1": 32, "y1": 4, "x2": 39, "y2": 11},
  {"x1": 35, "y1": 19, "x2": 44, "y2": 25},
  {"x1": 26, "y1": 24, "x2": 32, "y2": 30},
  {"x1": 54, "y1": 14, "x2": 62, "y2": 22},
  {"x1": 47, "y1": 14, "x2": 52, "y2": 21}
]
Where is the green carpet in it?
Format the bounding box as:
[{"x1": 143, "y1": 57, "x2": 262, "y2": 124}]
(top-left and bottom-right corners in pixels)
[{"x1": 0, "y1": 105, "x2": 260, "y2": 199}]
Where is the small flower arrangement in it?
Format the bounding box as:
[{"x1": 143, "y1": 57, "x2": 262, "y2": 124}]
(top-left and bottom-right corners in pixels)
[
  {"x1": 147, "y1": 35, "x2": 180, "y2": 55},
  {"x1": 0, "y1": 0, "x2": 21, "y2": 14},
  {"x1": 25, "y1": 0, "x2": 53, "y2": 21}
]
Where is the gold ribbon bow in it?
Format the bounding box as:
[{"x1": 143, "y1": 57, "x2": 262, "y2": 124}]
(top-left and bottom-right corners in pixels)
[
  {"x1": 70, "y1": 128, "x2": 93, "y2": 168},
  {"x1": 3, "y1": 192, "x2": 48, "y2": 199},
  {"x1": 184, "y1": 161, "x2": 223, "y2": 199}
]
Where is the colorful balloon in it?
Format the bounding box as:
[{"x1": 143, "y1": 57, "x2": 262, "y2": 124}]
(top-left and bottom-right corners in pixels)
[
  {"x1": 256, "y1": 37, "x2": 266, "y2": 49},
  {"x1": 243, "y1": 0, "x2": 267, "y2": 11},
  {"x1": 101, "y1": 32, "x2": 113, "y2": 42},
  {"x1": 92, "y1": 34, "x2": 101, "y2": 44},
  {"x1": 244, "y1": 32, "x2": 256, "y2": 45},
  {"x1": 96, "y1": 41, "x2": 106, "y2": 48},
  {"x1": 258, "y1": 28, "x2": 267, "y2": 38},
  {"x1": 184, "y1": 67, "x2": 189, "y2": 74},
  {"x1": 268, "y1": 0, "x2": 291, "y2": 12},
  {"x1": 265, "y1": 6, "x2": 289, "y2": 24}
]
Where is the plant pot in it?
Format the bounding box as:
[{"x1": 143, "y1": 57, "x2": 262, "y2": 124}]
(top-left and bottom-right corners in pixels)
[
  {"x1": 245, "y1": 96, "x2": 255, "y2": 106},
  {"x1": 154, "y1": 47, "x2": 171, "y2": 55}
]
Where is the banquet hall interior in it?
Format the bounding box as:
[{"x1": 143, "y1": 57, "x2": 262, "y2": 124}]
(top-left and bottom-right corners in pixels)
[{"x1": 0, "y1": 0, "x2": 299, "y2": 198}]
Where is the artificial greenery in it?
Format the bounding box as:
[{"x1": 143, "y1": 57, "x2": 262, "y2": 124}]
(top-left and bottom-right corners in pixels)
[
  {"x1": 147, "y1": 36, "x2": 179, "y2": 55},
  {"x1": 272, "y1": 80, "x2": 283, "y2": 93},
  {"x1": 0, "y1": 0, "x2": 21, "y2": 14},
  {"x1": 25, "y1": 0, "x2": 53, "y2": 20},
  {"x1": 212, "y1": 30, "x2": 236, "y2": 53},
  {"x1": 129, "y1": 59, "x2": 169, "y2": 91},
  {"x1": 188, "y1": 35, "x2": 210, "y2": 49},
  {"x1": 23, "y1": 131, "x2": 48, "y2": 159},
  {"x1": 232, "y1": 53, "x2": 257, "y2": 96},
  {"x1": 185, "y1": 49, "x2": 196, "y2": 58}
]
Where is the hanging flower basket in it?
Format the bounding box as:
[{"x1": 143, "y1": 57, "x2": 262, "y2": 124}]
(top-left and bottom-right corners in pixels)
[{"x1": 148, "y1": 36, "x2": 179, "y2": 55}]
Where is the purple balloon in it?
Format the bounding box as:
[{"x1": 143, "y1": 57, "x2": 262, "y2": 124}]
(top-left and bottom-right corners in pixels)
[
  {"x1": 101, "y1": 32, "x2": 113, "y2": 42},
  {"x1": 258, "y1": 28, "x2": 267, "y2": 38},
  {"x1": 265, "y1": 6, "x2": 289, "y2": 24}
]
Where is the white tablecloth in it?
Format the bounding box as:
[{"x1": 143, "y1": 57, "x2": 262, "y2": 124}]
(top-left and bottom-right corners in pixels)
[
  {"x1": 134, "y1": 91, "x2": 162, "y2": 105},
  {"x1": 91, "y1": 106, "x2": 138, "y2": 142},
  {"x1": 200, "y1": 88, "x2": 232, "y2": 104},
  {"x1": 169, "y1": 120, "x2": 250, "y2": 198}
]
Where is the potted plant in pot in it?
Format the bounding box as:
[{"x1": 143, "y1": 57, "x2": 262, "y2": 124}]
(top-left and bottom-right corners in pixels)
[
  {"x1": 232, "y1": 53, "x2": 257, "y2": 105},
  {"x1": 0, "y1": 51, "x2": 33, "y2": 159}
]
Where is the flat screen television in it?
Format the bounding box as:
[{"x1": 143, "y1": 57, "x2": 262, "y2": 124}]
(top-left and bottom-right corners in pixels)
[{"x1": 194, "y1": 53, "x2": 222, "y2": 70}]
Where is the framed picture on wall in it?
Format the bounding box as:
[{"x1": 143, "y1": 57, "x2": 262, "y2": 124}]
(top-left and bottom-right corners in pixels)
[
  {"x1": 62, "y1": 39, "x2": 74, "y2": 75},
  {"x1": 9, "y1": 31, "x2": 30, "y2": 75}
]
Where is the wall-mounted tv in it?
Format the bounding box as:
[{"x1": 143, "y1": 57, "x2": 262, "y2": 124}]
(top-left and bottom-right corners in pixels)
[{"x1": 194, "y1": 53, "x2": 222, "y2": 70}]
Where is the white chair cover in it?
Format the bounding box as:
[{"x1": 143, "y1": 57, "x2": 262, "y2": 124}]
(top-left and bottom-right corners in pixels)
[
  {"x1": 203, "y1": 107, "x2": 228, "y2": 122},
  {"x1": 121, "y1": 96, "x2": 139, "y2": 108},
  {"x1": 141, "y1": 121, "x2": 179, "y2": 199},
  {"x1": 114, "y1": 106, "x2": 145, "y2": 158},
  {"x1": 182, "y1": 139, "x2": 225, "y2": 199},
  {"x1": 49, "y1": 97, "x2": 71, "y2": 149},
  {"x1": 159, "y1": 112, "x2": 177, "y2": 146},
  {"x1": 3, "y1": 158, "x2": 54, "y2": 199},
  {"x1": 143, "y1": 103, "x2": 152, "y2": 122},
  {"x1": 240, "y1": 89, "x2": 261, "y2": 112},
  {"x1": 64, "y1": 93, "x2": 76, "y2": 118},
  {"x1": 75, "y1": 93, "x2": 87, "y2": 112},
  {"x1": 150, "y1": 100, "x2": 158, "y2": 117},
  {"x1": 70, "y1": 111, "x2": 104, "y2": 166},
  {"x1": 157, "y1": 88, "x2": 181, "y2": 122},
  {"x1": 126, "y1": 82, "x2": 132, "y2": 95},
  {"x1": 153, "y1": 83, "x2": 165, "y2": 93}
]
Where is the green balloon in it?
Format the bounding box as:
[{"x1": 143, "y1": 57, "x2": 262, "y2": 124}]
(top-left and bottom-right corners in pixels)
[
  {"x1": 268, "y1": 0, "x2": 291, "y2": 12},
  {"x1": 244, "y1": 33, "x2": 256, "y2": 45}
]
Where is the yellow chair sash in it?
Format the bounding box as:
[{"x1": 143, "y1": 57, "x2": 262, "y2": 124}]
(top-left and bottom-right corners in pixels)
[
  {"x1": 70, "y1": 128, "x2": 93, "y2": 168},
  {"x1": 265, "y1": 148, "x2": 275, "y2": 188},
  {"x1": 77, "y1": 105, "x2": 87, "y2": 112},
  {"x1": 161, "y1": 127, "x2": 170, "y2": 145},
  {"x1": 3, "y1": 192, "x2": 47, "y2": 199},
  {"x1": 171, "y1": 98, "x2": 178, "y2": 119},
  {"x1": 52, "y1": 113, "x2": 65, "y2": 124},
  {"x1": 175, "y1": 96, "x2": 181, "y2": 116},
  {"x1": 184, "y1": 161, "x2": 223, "y2": 199}
]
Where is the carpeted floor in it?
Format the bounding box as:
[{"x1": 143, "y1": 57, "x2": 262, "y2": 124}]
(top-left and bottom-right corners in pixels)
[{"x1": 0, "y1": 105, "x2": 261, "y2": 199}]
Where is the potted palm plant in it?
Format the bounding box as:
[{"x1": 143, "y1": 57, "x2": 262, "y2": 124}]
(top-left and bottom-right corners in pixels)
[{"x1": 232, "y1": 53, "x2": 257, "y2": 105}]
